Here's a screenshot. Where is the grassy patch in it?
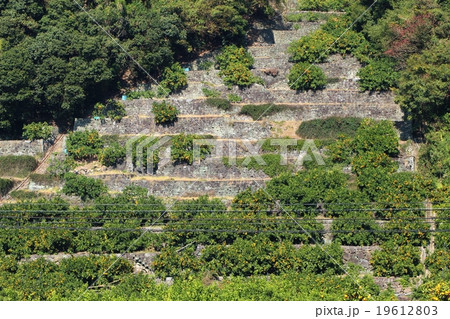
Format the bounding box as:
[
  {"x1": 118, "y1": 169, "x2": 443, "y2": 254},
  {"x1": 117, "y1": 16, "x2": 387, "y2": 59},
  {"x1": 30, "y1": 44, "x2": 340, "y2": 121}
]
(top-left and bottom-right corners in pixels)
[
  {"x1": 296, "y1": 117, "x2": 363, "y2": 139},
  {"x1": 206, "y1": 98, "x2": 231, "y2": 111},
  {"x1": 10, "y1": 190, "x2": 39, "y2": 200},
  {"x1": 0, "y1": 155, "x2": 38, "y2": 177},
  {"x1": 202, "y1": 87, "x2": 221, "y2": 98},
  {"x1": 240, "y1": 104, "x2": 288, "y2": 120}
]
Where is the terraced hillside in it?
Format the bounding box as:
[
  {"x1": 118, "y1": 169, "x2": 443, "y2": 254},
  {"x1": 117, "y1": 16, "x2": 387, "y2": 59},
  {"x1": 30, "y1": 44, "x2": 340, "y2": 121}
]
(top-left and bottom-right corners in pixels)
[{"x1": 71, "y1": 6, "x2": 405, "y2": 201}]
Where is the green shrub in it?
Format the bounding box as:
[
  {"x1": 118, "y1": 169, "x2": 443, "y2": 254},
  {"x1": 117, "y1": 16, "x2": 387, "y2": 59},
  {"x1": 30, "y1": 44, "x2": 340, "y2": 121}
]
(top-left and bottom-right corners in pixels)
[
  {"x1": 66, "y1": 130, "x2": 104, "y2": 161},
  {"x1": 126, "y1": 90, "x2": 155, "y2": 100},
  {"x1": 0, "y1": 178, "x2": 13, "y2": 196},
  {"x1": 328, "y1": 135, "x2": 354, "y2": 163},
  {"x1": 59, "y1": 255, "x2": 133, "y2": 286},
  {"x1": 358, "y1": 59, "x2": 399, "y2": 91},
  {"x1": 63, "y1": 173, "x2": 108, "y2": 201},
  {"x1": 296, "y1": 117, "x2": 363, "y2": 139},
  {"x1": 420, "y1": 129, "x2": 450, "y2": 179},
  {"x1": 288, "y1": 63, "x2": 327, "y2": 91},
  {"x1": 99, "y1": 142, "x2": 126, "y2": 167},
  {"x1": 205, "y1": 98, "x2": 231, "y2": 111},
  {"x1": 153, "y1": 247, "x2": 203, "y2": 279},
  {"x1": 47, "y1": 156, "x2": 76, "y2": 178},
  {"x1": 202, "y1": 87, "x2": 220, "y2": 98},
  {"x1": 0, "y1": 155, "x2": 38, "y2": 177},
  {"x1": 352, "y1": 119, "x2": 399, "y2": 156},
  {"x1": 425, "y1": 249, "x2": 450, "y2": 274},
  {"x1": 382, "y1": 212, "x2": 430, "y2": 246},
  {"x1": 332, "y1": 211, "x2": 380, "y2": 245},
  {"x1": 413, "y1": 276, "x2": 450, "y2": 301},
  {"x1": 216, "y1": 45, "x2": 254, "y2": 70},
  {"x1": 93, "y1": 99, "x2": 126, "y2": 122},
  {"x1": 216, "y1": 45, "x2": 262, "y2": 88},
  {"x1": 227, "y1": 93, "x2": 242, "y2": 102},
  {"x1": 22, "y1": 122, "x2": 53, "y2": 141},
  {"x1": 288, "y1": 30, "x2": 335, "y2": 63},
  {"x1": 152, "y1": 101, "x2": 179, "y2": 124},
  {"x1": 171, "y1": 133, "x2": 212, "y2": 164},
  {"x1": 240, "y1": 103, "x2": 288, "y2": 120},
  {"x1": 371, "y1": 243, "x2": 424, "y2": 277},
  {"x1": 219, "y1": 62, "x2": 263, "y2": 88},
  {"x1": 160, "y1": 62, "x2": 188, "y2": 93}
]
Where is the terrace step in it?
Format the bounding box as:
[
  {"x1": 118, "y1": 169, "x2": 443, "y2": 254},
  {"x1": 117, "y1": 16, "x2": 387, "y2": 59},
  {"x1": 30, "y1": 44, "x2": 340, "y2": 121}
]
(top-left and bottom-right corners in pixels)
[
  {"x1": 88, "y1": 173, "x2": 269, "y2": 198},
  {"x1": 74, "y1": 116, "x2": 273, "y2": 139}
]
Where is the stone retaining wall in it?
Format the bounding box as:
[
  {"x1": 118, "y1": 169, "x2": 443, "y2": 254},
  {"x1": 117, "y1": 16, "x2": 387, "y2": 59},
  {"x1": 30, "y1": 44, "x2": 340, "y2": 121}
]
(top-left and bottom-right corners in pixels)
[
  {"x1": 90, "y1": 173, "x2": 267, "y2": 197},
  {"x1": 74, "y1": 116, "x2": 273, "y2": 139},
  {"x1": 0, "y1": 139, "x2": 47, "y2": 157}
]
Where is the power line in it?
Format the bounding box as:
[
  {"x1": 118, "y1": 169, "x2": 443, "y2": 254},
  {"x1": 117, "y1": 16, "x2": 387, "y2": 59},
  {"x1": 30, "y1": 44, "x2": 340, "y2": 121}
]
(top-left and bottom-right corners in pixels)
[{"x1": 0, "y1": 224, "x2": 448, "y2": 234}]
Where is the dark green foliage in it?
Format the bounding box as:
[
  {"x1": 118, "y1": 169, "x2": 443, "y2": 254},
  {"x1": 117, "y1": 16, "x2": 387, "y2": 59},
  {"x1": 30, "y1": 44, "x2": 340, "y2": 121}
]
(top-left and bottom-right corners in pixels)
[
  {"x1": 420, "y1": 125, "x2": 450, "y2": 179},
  {"x1": 170, "y1": 133, "x2": 212, "y2": 165},
  {"x1": 160, "y1": 63, "x2": 188, "y2": 94},
  {"x1": 154, "y1": 239, "x2": 343, "y2": 278},
  {"x1": 265, "y1": 169, "x2": 349, "y2": 215},
  {"x1": 216, "y1": 45, "x2": 262, "y2": 88},
  {"x1": 425, "y1": 249, "x2": 450, "y2": 274},
  {"x1": 382, "y1": 211, "x2": 430, "y2": 247},
  {"x1": 0, "y1": 155, "x2": 37, "y2": 177},
  {"x1": 352, "y1": 119, "x2": 399, "y2": 156},
  {"x1": 152, "y1": 101, "x2": 179, "y2": 124},
  {"x1": 62, "y1": 173, "x2": 107, "y2": 201},
  {"x1": 0, "y1": 178, "x2": 13, "y2": 196},
  {"x1": 332, "y1": 211, "x2": 380, "y2": 246},
  {"x1": 288, "y1": 62, "x2": 327, "y2": 91},
  {"x1": 205, "y1": 98, "x2": 231, "y2": 111},
  {"x1": 66, "y1": 130, "x2": 104, "y2": 161},
  {"x1": 239, "y1": 103, "x2": 288, "y2": 120},
  {"x1": 22, "y1": 122, "x2": 53, "y2": 141},
  {"x1": 396, "y1": 40, "x2": 449, "y2": 127},
  {"x1": 93, "y1": 100, "x2": 126, "y2": 122},
  {"x1": 288, "y1": 30, "x2": 335, "y2": 64},
  {"x1": 371, "y1": 242, "x2": 424, "y2": 277},
  {"x1": 58, "y1": 255, "x2": 133, "y2": 286},
  {"x1": 0, "y1": 0, "x2": 275, "y2": 136},
  {"x1": 216, "y1": 45, "x2": 254, "y2": 70},
  {"x1": 99, "y1": 142, "x2": 126, "y2": 167},
  {"x1": 296, "y1": 117, "x2": 363, "y2": 139},
  {"x1": 358, "y1": 59, "x2": 399, "y2": 91}
]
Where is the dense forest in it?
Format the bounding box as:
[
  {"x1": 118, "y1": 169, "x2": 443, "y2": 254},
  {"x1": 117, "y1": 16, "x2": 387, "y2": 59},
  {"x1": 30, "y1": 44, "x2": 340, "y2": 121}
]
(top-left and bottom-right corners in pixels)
[{"x1": 0, "y1": 0, "x2": 277, "y2": 135}]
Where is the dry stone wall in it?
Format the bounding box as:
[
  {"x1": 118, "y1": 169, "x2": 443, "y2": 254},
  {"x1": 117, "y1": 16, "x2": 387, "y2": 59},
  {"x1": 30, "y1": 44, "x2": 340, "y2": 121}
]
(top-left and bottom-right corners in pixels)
[{"x1": 0, "y1": 139, "x2": 48, "y2": 157}]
